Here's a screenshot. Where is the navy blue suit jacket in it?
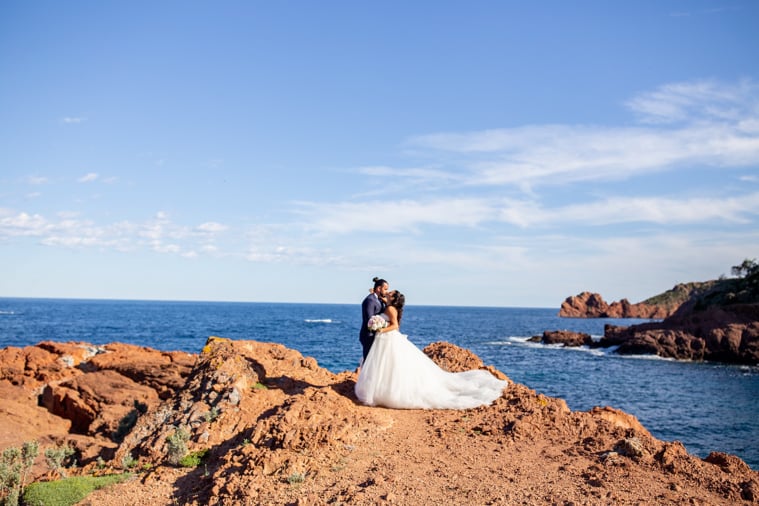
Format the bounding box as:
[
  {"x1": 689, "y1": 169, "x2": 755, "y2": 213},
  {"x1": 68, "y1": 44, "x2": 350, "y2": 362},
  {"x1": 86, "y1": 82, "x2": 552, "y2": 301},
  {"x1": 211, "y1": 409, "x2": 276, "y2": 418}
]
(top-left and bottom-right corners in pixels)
[{"x1": 359, "y1": 293, "x2": 384, "y2": 359}]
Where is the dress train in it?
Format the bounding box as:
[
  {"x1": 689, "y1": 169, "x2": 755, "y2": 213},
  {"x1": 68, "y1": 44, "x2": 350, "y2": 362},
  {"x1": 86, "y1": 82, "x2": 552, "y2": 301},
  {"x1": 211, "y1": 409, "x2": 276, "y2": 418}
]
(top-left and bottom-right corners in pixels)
[{"x1": 355, "y1": 329, "x2": 507, "y2": 409}]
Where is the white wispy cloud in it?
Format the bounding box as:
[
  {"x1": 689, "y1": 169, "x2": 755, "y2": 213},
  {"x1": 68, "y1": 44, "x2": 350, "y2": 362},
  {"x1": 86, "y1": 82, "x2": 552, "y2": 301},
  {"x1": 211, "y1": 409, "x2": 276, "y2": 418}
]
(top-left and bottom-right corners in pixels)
[
  {"x1": 297, "y1": 198, "x2": 494, "y2": 235},
  {"x1": 26, "y1": 176, "x2": 50, "y2": 185},
  {"x1": 397, "y1": 79, "x2": 759, "y2": 189},
  {"x1": 6, "y1": 79, "x2": 757, "y2": 284},
  {"x1": 670, "y1": 7, "x2": 739, "y2": 19},
  {"x1": 295, "y1": 190, "x2": 759, "y2": 235},
  {"x1": 0, "y1": 210, "x2": 50, "y2": 237},
  {"x1": 78, "y1": 172, "x2": 99, "y2": 183},
  {"x1": 625, "y1": 79, "x2": 757, "y2": 124},
  {"x1": 240, "y1": 223, "x2": 346, "y2": 266},
  {"x1": 356, "y1": 165, "x2": 461, "y2": 183},
  {"x1": 244, "y1": 244, "x2": 345, "y2": 266},
  {"x1": 498, "y1": 192, "x2": 759, "y2": 228},
  {"x1": 61, "y1": 117, "x2": 86, "y2": 124},
  {"x1": 196, "y1": 222, "x2": 228, "y2": 234},
  {"x1": 0, "y1": 208, "x2": 230, "y2": 259}
]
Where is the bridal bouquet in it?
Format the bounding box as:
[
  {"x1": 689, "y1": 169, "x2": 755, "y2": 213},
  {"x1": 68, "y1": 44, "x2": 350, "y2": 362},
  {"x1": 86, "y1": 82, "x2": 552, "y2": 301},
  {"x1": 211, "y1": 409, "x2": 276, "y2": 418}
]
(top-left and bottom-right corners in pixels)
[{"x1": 367, "y1": 314, "x2": 388, "y2": 332}]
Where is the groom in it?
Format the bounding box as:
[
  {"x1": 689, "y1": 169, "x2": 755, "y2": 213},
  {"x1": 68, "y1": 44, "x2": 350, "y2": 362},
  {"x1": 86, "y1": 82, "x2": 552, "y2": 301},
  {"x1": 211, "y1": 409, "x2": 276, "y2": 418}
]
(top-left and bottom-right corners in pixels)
[{"x1": 359, "y1": 277, "x2": 389, "y2": 362}]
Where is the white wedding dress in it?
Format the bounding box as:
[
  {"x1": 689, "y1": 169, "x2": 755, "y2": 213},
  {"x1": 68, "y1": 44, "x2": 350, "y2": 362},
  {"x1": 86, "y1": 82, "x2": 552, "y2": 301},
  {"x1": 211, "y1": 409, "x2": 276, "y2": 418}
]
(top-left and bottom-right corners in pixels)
[{"x1": 355, "y1": 329, "x2": 508, "y2": 409}]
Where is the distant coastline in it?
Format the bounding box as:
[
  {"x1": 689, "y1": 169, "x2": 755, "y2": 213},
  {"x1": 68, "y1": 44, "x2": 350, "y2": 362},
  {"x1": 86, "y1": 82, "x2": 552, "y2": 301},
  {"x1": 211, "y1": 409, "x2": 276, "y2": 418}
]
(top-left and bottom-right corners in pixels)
[{"x1": 551, "y1": 268, "x2": 759, "y2": 365}]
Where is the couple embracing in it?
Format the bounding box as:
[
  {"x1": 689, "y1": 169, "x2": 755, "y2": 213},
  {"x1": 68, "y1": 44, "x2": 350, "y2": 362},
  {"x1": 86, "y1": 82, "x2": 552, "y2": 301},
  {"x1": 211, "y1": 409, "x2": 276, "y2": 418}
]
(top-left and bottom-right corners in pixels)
[{"x1": 355, "y1": 276, "x2": 508, "y2": 410}]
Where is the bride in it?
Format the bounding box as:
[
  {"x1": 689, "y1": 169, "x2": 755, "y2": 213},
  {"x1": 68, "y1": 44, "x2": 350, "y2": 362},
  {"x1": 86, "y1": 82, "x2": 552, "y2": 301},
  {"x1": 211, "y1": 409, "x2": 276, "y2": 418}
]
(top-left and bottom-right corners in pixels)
[{"x1": 355, "y1": 290, "x2": 508, "y2": 409}]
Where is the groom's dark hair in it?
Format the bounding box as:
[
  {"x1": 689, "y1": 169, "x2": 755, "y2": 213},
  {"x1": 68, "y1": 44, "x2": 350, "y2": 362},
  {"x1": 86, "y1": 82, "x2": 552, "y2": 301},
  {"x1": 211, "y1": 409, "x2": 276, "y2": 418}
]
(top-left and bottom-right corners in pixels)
[{"x1": 372, "y1": 277, "x2": 388, "y2": 289}]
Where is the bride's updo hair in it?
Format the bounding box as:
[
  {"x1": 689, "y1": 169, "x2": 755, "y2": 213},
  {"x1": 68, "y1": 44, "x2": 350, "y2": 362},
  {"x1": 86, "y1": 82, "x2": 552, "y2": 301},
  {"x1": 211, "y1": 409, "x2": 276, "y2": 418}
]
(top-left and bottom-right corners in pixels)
[{"x1": 390, "y1": 291, "x2": 405, "y2": 324}]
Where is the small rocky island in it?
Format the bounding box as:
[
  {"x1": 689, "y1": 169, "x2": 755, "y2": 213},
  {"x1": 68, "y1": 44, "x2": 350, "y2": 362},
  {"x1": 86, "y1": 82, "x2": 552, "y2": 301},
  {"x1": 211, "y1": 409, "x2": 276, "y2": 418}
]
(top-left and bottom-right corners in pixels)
[{"x1": 540, "y1": 259, "x2": 759, "y2": 365}]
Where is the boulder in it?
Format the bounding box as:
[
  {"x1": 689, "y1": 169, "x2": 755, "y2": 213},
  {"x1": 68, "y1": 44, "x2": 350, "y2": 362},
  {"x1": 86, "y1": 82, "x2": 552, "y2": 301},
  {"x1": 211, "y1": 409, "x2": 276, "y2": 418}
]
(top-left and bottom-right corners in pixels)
[
  {"x1": 0, "y1": 381, "x2": 71, "y2": 449},
  {"x1": 528, "y1": 330, "x2": 593, "y2": 347},
  {"x1": 40, "y1": 369, "x2": 160, "y2": 437},
  {"x1": 0, "y1": 344, "x2": 83, "y2": 387},
  {"x1": 85, "y1": 343, "x2": 196, "y2": 399}
]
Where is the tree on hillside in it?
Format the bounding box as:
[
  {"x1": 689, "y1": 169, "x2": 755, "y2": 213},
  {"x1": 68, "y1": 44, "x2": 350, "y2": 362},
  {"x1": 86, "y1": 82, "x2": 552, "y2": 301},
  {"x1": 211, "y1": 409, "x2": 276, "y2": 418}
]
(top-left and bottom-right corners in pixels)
[
  {"x1": 725, "y1": 258, "x2": 759, "y2": 303},
  {"x1": 731, "y1": 258, "x2": 759, "y2": 279}
]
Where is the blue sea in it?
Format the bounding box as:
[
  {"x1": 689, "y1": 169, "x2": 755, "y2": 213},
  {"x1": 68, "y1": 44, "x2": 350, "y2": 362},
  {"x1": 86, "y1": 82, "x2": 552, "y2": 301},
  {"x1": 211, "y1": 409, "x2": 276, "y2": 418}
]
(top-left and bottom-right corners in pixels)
[{"x1": 1, "y1": 297, "x2": 757, "y2": 469}]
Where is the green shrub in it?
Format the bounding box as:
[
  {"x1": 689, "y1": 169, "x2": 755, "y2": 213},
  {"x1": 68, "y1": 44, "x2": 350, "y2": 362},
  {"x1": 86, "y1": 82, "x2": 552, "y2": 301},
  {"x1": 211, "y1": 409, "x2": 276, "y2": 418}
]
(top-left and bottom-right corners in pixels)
[
  {"x1": 1, "y1": 441, "x2": 39, "y2": 506},
  {"x1": 120, "y1": 454, "x2": 138, "y2": 470},
  {"x1": 287, "y1": 472, "x2": 305, "y2": 485},
  {"x1": 22, "y1": 474, "x2": 131, "y2": 506},
  {"x1": 178, "y1": 449, "x2": 208, "y2": 468},
  {"x1": 203, "y1": 407, "x2": 220, "y2": 423},
  {"x1": 166, "y1": 428, "x2": 190, "y2": 466},
  {"x1": 2, "y1": 451, "x2": 20, "y2": 505},
  {"x1": 44, "y1": 445, "x2": 75, "y2": 477}
]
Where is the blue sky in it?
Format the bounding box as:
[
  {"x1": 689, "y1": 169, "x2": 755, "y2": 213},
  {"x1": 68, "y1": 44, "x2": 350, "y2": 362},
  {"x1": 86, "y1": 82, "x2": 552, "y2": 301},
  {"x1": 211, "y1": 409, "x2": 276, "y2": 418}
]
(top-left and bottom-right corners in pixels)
[{"x1": 1, "y1": 1, "x2": 758, "y2": 307}]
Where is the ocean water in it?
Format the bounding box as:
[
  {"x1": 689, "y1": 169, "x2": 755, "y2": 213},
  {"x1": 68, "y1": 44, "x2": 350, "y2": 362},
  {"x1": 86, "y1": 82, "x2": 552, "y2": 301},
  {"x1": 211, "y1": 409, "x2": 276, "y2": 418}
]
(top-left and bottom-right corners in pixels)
[{"x1": 1, "y1": 297, "x2": 757, "y2": 469}]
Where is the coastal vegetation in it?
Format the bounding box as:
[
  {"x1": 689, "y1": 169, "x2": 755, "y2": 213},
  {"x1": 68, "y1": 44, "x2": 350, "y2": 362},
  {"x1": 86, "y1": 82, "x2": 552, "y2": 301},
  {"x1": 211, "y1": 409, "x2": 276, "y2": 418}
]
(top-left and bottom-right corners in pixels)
[
  {"x1": 641, "y1": 280, "x2": 716, "y2": 308},
  {"x1": 0, "y1": 440, "x2": 130, "y2": 506},
  {"x1": 645, "y1": 258, "x2": 759, "y2": 310},
  {"x1": 166, "y1": 427, "x2": 191, "y2": 466},
  {"x1": 43, "y1": 446, "x2": 75, "y2": 478},
  {"x1": 178, "y1": 449, "x2": 209, "y2": 468},
  {"x1": 22, "y1": 474, "x2": 131, "y2": 506},
  {"x1": 0, "y1": 441, "x2": 37, "y2": 506}
]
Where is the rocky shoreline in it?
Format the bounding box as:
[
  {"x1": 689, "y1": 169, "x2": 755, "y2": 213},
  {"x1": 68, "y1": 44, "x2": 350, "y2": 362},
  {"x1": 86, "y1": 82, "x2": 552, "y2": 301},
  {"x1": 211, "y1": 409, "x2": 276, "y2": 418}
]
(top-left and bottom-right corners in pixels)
[
  {"x1": 541, "y1": 303, "x2": 759, "y2": 365},
  {"x1": 1, "y1": 338, "x2": 757, "y2": 504},
  {"x1": 550, "y1": 273, "x2": 759, "y2": 364}
]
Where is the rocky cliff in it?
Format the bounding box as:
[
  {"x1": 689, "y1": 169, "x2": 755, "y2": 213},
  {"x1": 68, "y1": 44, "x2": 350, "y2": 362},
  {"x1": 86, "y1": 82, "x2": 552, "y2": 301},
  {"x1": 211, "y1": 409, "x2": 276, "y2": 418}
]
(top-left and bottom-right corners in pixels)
[
  {"x1": 601, "y1": 302, "x2": 759, "y2": 364},
  {"x1": 534, "y1": 303, "x2": 759, "y2": 364},
  {"x1": 559, "y1": 283, "x2": 714, "y2": 318},
  {"x1": 543, "y1": 276, "x2": 759, "y2": 364},
  {"x1": 1, "y1": 338, "x2": 757, "y2": 505}
]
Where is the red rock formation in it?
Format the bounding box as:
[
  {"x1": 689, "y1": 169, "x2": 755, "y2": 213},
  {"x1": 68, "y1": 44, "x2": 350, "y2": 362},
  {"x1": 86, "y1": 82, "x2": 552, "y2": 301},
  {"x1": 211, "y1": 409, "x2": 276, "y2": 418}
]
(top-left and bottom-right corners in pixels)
[
  {"x1": 41, "y1": 369, "x2": 159, "y2": 435},
  {"x1": 528, "y1": 330, "x2": 594, "y2": 347},
  {"x1": 422, "y1": 341, "x2": 486, "y2": 372},
  {"x1": 0, "y1": 341, "x2": 195, "y2": 469},
  {"x1": 1, "y1": 338, "x2": 757, "y2": 505},
  {"x1": 109, "y1": 338, "x2": 757, "y2": 505},
  {"x1": 84, "y1": 343, "x2": 195, "y2": 400},
  {"x1": 560, "y1": 291, "x2": 677, "y2": 318},
  {"x1": 601, "y1": 303, "x2": 759, "y2": 364},
  {"x1": 0, "y1": 382, "x2": 71, "y2": 449}
]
